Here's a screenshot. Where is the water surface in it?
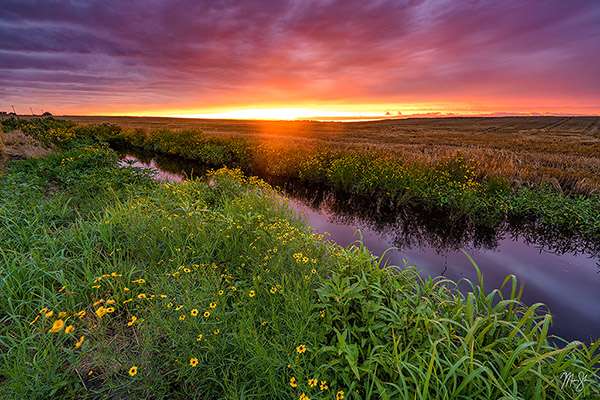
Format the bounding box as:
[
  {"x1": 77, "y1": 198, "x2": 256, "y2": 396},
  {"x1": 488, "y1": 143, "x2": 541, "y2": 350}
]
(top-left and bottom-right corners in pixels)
[{"x1": 119, "y1": 150, "x2": 600, "y2": 344}]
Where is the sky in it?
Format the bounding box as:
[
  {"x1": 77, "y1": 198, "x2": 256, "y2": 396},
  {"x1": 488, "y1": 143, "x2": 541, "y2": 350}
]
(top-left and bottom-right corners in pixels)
[{"x1": 1, "y1": 0, "x2": 599, "y2": 120}]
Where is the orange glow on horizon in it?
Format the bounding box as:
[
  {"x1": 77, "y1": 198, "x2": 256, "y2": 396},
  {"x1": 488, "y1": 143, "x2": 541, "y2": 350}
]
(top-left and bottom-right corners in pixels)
[
  {"x1": 71, "y1": 101, "x2": 599, "y2": 121},
  {"x1": 163, "y1": 108, "x2": 386, "y2": 121}
]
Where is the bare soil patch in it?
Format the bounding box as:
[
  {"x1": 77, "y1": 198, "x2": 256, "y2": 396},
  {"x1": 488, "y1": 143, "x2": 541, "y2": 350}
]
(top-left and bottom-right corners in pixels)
[{"x1": 0, "y1": 130, "x2": 54, "y2": 169}]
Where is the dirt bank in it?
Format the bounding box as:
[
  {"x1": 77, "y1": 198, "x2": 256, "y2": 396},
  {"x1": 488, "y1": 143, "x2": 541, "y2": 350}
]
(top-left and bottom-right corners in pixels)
[{"x1": 0, "y1": 130, "x2": 54, "y2": 169}]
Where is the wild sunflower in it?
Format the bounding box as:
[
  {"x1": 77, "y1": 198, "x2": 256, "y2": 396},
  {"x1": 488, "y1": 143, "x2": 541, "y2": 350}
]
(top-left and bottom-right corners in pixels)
[
  {"x1": 48, "y1": 319, "x2": 64, "y2": 333},
  {"x1": 75, "y1": 335, "x2": 85, "y2": 349}
]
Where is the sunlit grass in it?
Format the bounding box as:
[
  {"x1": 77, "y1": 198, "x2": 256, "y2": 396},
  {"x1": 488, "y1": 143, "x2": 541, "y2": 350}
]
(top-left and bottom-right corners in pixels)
[
  {"x1": 1, "y1": 142, "x2": 598, "y2": 399},
  {"x1": 15, "y1": 115, "x2": 588, "y2": 238}
]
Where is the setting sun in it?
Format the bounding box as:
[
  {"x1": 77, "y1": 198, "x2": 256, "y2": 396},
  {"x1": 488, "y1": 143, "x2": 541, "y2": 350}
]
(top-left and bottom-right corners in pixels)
[
  {"x1": 2, "y1": 0, "x2": 600, "y2": 397},
  {"x1": 2, "y1": 0, "x2": 598, "y2": 117},
  {"x1": 165, "y1": 108, "x2": 387, "y2": 121}
]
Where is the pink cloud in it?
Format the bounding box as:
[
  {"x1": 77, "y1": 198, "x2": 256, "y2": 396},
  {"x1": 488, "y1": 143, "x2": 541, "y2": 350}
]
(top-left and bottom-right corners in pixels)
[{"x1": 1, "y1": 0, "x2": 599, "y2": 114}]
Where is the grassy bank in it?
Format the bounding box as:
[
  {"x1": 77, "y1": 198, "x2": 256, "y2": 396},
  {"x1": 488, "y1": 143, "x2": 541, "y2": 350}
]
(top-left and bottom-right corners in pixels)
[
  {"x1": 59, "y1": 114, "x2": 600, "y2": 195},
  {"x1": 1, "y1": 138, "x2": 599, "y2": 398},
  {"x1": 6, "y1": 116, "x2": 599, "y2": 239}
]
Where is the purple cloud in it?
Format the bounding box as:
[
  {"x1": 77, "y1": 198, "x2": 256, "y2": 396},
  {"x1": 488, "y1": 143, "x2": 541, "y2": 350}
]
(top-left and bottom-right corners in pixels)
[{"x1": 1, "y1": 0, "x2": 599, "y2": 114}]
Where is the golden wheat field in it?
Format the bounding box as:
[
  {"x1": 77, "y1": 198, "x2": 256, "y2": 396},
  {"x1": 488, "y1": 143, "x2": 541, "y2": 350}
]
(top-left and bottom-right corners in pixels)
[{"x1": 60, "y1": 115, "x2": 600, "y2": 194}]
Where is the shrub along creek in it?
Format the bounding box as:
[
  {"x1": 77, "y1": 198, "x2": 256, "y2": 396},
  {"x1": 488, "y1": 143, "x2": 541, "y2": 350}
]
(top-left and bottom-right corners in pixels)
[
  {"x1": 120, "y1": 147, "x2": 600, "y2": 345},
  {"x1": 1, "y1": 117, "x2": 599, "y2": 399}
]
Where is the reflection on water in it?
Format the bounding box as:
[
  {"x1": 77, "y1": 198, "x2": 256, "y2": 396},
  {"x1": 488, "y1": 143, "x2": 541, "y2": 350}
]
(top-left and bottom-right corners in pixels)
[
  {"x1": 119, "y1": 148, "x2": 210, "y2": 181},
  {"x1": 118, "y1": 148, "x2": 600, "y2": 344},
  {"x1": 279, "y1": 180, "x2": 600, "y2": 259}
]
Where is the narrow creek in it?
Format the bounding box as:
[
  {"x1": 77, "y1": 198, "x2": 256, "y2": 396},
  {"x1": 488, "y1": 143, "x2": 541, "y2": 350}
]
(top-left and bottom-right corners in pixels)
[{"x1": 118, "y1": 149, "x2": 600, "y2": 345}]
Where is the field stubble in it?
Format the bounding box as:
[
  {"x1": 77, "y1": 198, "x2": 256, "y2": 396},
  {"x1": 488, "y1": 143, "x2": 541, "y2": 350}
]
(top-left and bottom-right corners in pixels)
[{"x1": 63, "y1": 115, "x2": 600, "y2": 194}]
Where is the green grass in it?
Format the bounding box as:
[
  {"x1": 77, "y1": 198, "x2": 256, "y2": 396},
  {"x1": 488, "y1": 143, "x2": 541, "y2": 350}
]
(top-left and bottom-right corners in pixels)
[
  {"x1": 1, "y1": 144, "x2": 599, "y2": 399},
  {"x1": 4, "y1": 117, "x2": 600, "y2": 240}
]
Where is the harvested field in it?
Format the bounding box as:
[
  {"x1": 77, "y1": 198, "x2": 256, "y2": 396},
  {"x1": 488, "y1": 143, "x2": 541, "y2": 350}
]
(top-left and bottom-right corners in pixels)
[{"x1": 60, "y1": 115, "x2": 600, "y2": 194}]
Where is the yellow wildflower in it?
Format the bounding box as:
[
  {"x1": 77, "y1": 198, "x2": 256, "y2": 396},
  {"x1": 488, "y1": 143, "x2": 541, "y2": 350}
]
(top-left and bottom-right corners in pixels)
[
  {"x1": 308, "y1": 378, "x2": 317, "y2": 387},
  {"x1": 95, "y1": 306, "x2": 107, "y2": 318},
  {"x1": 290, "y1": 377, "x2": 297, "y2": 387},
  {"x1": 209, "y1": 302, "x2": 216, "y2": 308},
  {"x1": 336, "y1": 391, "x2": 344, "y2": 400},
  {"x1": 127, "y1": 316, "x2": 137, "y2": 326},
  {"x1": 320, "y1": 381, "x2": 328, "y2": 390},
  {"x1": 129, "y1": 366, "x2": 137, "y2": 376},
  {"x1": 49, "y1": 319, "x2": 64, "y2": 333},
  {"x1": 65, "y1": 325, "x2": 75, "y2": 334},
  {"x1": 296, "y1": 344, "x2": 306, "y2": 354},
  {"x1": 197, "y1": 334, "x2": 203, "y2": 341},
  {"x1": 75, "y1": 335, "x2": 84, "y2": 349},
  {"x1": 45, "y1": 310, "x2": 54, "y2": 318},
  {"x1": 189, "y1": 358, "x2": 198, "y2": 367},
  {"x1": 179, "y1": 314, "x2": 186, "y2": 321},
  {"x1": 191, "y1": 309, "x2": 199, "y2": 316},
  {"x1": 249, "y1": 290, "x2": 255, "y2": 297},
  {"x1": 203, "y1": 311, "x2": 210, "y2": 318}
]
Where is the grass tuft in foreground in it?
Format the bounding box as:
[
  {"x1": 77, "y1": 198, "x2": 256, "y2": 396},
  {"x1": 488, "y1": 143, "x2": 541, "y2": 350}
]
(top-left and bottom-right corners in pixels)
[{"x1": 1, "y1": 144, "x2": 599, "y2": 399}]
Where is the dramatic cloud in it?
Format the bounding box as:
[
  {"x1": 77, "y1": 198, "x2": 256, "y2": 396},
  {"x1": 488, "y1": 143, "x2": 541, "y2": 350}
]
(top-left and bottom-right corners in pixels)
[{"x1": 1, "y1": 0, "x2": 599, "y2": 116}]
